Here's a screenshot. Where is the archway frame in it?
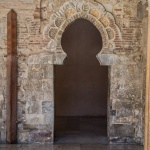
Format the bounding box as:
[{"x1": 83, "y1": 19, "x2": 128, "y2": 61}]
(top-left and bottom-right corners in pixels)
[
  {"x1": 41, "y1": 0, "x2": 122, "y2": 143},
  {"x1": 41, "y1": 0, "x2": 122, "y2": 65}
]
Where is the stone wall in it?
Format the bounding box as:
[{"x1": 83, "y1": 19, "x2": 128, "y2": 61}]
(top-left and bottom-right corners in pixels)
[
  {"x1": 141, "y1": 1, "x2": 148, "y2": 145},
  {"x1": 0, "y1": 6, "x2": 8, "y2": 144},
  {"x1": 0, "y1": 0, "x2": 148, "y2": 144}
]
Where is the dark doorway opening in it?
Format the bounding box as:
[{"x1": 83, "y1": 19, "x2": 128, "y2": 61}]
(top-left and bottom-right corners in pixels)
[{"x1": 54, "y1": 19, "x2": 108, "y2": 144}]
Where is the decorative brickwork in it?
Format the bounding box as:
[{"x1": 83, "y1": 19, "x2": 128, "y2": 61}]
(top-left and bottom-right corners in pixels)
[{"x1": 41, "y1": 0, "x2": 122, "y2": 65}]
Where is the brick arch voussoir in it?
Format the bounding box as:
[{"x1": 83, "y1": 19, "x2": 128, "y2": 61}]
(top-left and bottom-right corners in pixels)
[{"x1": 42, "y1": 0, "x2": 122, "y2": 65}]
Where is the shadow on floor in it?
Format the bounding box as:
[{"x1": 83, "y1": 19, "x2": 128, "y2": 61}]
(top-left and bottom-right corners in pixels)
[
  {"x1": 0, "y1": 144, "x2": 144, "y2": 150},
  {"x1": 55, "y1": 116, "x2": 108, "y2": 144}
]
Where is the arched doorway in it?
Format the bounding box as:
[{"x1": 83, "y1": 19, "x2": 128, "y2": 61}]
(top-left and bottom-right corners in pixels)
[{"x1": 54, "y1": 19, "x2": 108, "y2": 143}]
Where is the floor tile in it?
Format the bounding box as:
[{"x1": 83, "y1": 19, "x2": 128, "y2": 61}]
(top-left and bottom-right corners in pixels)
[
  {"x1": 21, "y1": 144, "x2": 54, "y2": 150},
  {"x1": 0, "y1": 144, "x2": 21, "y2": 148},
  {"x1": 108, "y1": 144, "x2": 143, "y2": 150},
  {"x1": 80, "y1": 144, "x2": 108, "y2": 150},
  {"x1": 0, "y1": 144, "x2": 144, "y2": 150},
  {"x1": 80, "y1": 144, "x2": 144, "y2": 150},
  {"x1": 54, "y1": 144, "x2": 80, "y2": 150}
]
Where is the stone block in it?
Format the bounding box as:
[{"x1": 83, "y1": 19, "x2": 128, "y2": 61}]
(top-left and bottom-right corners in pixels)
[
  {"x1": 0, "y1": 96, "x2": 3, "y2": 118},
  {"x1": 111, "y1": 64, "x2": 142, "y2": 82},
  {"x1": 111, "y1": 88, "x2": 142, "y2": 102},
  {"x1": 1, "y1": 110, "x2": 6, "y2": 123},
  {"x1": 23, "y1": 124, "x2": 39, "y2": 131},
  {"x1": 0, "y1": 111, "x2": 2, "y2": 119},
  {"x1": 97, "y1": 54, "x2": 120, "y2": 65},
  {"x1": 24, "y1": 79, "x2": 54, "y2": 94},
  {"x1": 18, "y1": 90, "x2": 26, "y2": 102},
  {"x1": 0, "y1": 119, "x2": 4, "y2": 129},
  {"x1": 28, "y1": 64, "x2": 53, "y2": 80},
  {"x1": 23, "y1": 124, "x2": 52, "y2": 132},
  {"x1": 17, "y1": 102, "x2": 26, "y2": 119},
  {"x1": 54, "y1": 53, "x2": 67, "y2": 65},
  {"x1": 18, "y1": 63, "x2": 28, "y2": 79},
  {"x1": 26, "y1": 101, "x2": 42, "y2": 114},
  {"x1": 109, "y1": 124, "x2": 135, "y2": 137},
  {"x1": 44, "y1": 113, "x2": 54, "y2": 124},
  {"x1": 26, "y1": 90, "x2": 44, "y2": 101},
  {"x1": 25, "y1": 114, "x2": 44, "y2": 124},
  {"x1": 29, "y1": 132, "x2": 52, "y2": 143},
  {"x1": 110, "y1": 65, "x2": 143, "y2": 103},
  {"x1": 0, "y1": 57, "x2": 5, "y2": 65},
  {"x1": 26, "y1": 79, "x2": 53, "y2": 92},
  {"x1": 42, "y1": 101, "x2": 53, "y2": 113},
  {"x1": 26, "y1": 79, "x2": 43, "y2": 91},
  {"x1": 18, "y1": 131, "x2": 29, "y2": 144},
  {"x1": 42, "y1": 79, "x2": 53, "y2": 91},
  {"x1": 0, "y1": 130, "x2": 6, "y2": 144},
  {"x1": 28, "y1": 53, "x2": 53, "y2": 65},
  {"x1": 115, "y1": 102, "x2": 134, "y2": 118},
  {"x1": 38, "y1": 124, "x2": 52, "y2": 131},
  {"x1": 110, "y1": 136, "x2": 136, "y2": 144},
  {"x1": 43, "y1": 88, "x2": 53, "y2": 101}
]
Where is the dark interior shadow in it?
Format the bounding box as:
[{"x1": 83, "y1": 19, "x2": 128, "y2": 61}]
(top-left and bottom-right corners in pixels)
[{"x1": 54, "y1": 19, "x2": 108, "y2": 144}]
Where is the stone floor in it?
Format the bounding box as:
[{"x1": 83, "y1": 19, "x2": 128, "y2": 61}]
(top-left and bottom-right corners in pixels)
[
  {"x1": 0, "y1": 144, "x2": 144, "y2": 150},
  {"x1": 55, "y1": 116, "x2": 107, "y2": 144}
]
